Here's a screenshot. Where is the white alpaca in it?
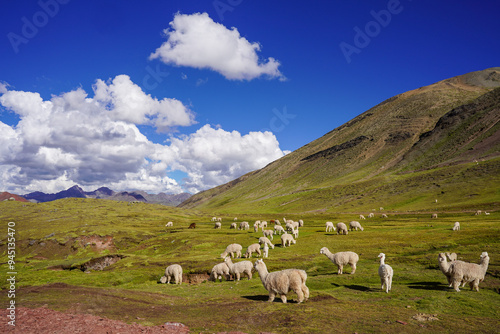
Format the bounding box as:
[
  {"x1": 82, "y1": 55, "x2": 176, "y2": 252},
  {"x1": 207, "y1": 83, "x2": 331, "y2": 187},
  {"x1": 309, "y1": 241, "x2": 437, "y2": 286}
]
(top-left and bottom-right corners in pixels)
[
  {"x1": 438, "y1": 253, "x2": 465, "y2": 288},
  {"x1": 210, "y1": 262, "x2": 230, "y2": 282},
  {"x1": 253, "y1": 259, "x2": 309, "y2": 303},
  {"x1": 220, "y1": 243, "x2": 243, "y2": 259},
  {"x1": 368, "y1": 213, "x2": 374, "y2": 218},
  {"x1": 449, "y1": 252, "x2": 489, "y2": 292},
  {"x1": 263, "y1": 243, "x2": 269, "y2": 258},
  {"x1": 224, "y1": 257, "x2": 253, "y2": 281},
  {"x1": 244, "y1": 243, "x2": 262, "y2": 258},
  {"x1": 230, "y1": 222, "x2": 237, "y2": 229},
  {"x1": 378, "y1": 253, "x2": 393, "y2": 293},
  {"x1": 214, "y1": 222, "x2": 221, "y2": 229},
  {"x1": 165, "y1": 221, "x2": 173, "y2": 227},
  {"x1": 263, "y1": 229, "x2": 274, "y2": 240},
  {"x1": 160, "y1": 264, "x2": 183, "y2": 284},
  {"x1": 274, "y1": 225, "x2": 285, "y2": 235},
  {"x1": 325, "y1": 222, "x2": 335, "y2": 232},
  {"x1": 281, "y1": 233, "x2": 296, "y2": 247},
  {"x1": 359, "y1": 215, "x2": 366, "y2": 220},
  {"x1": 431, "y1": 213, "x2": 438, "y2": 219},
  {"x1": 319, "y1": 247, "x2": 358, "y2": 274},
  {"x1": 285, "y1": 221, "x2": 299, "y2": 232},
  {"x1": 259, "y1": 236, "x2": 275, "y2": 249},
  {"x1": 239, "y1": 221, "x2": 249, "y2": 230},
  {"x1": 336, "y1": 222, "x2": 348, "y2": 235},
  {"x1": 452, "y1": 222, "x2": 460, "y2": 231},
  {"x1": 348, "y1": 221, "x2": 364, "y2": 231}
]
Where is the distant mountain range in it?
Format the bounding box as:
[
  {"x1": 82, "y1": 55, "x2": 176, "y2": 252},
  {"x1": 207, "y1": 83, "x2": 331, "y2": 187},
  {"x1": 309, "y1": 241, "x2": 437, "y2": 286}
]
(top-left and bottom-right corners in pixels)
[{"x1": 21, "y1": 185, "x2": 191, "y2": 206}]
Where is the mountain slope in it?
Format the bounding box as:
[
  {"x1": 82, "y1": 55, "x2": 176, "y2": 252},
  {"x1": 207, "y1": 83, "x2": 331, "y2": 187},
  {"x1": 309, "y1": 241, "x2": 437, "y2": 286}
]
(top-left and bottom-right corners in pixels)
[{"x1": 180, "y1": 68, "x2": 500, "y2": 213}]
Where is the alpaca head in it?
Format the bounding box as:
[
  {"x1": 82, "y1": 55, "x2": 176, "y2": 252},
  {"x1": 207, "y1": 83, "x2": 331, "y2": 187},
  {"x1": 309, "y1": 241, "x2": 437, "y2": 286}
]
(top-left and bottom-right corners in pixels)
[
  {"x1": 254, "y1": 259, "x2": 266, "y2": 270},
  {"x1": 438, "y1": 253, "x2": 447, "y2": 263},
  {"x1": 378, "y1": 253, "x2": 386, "y2": 262},
  {"x1": 320, "y1": 247, "x2": 328, "y2": 255},
  {"x1": 480, "y1": 252, "x2": 489, "y2": 262}
]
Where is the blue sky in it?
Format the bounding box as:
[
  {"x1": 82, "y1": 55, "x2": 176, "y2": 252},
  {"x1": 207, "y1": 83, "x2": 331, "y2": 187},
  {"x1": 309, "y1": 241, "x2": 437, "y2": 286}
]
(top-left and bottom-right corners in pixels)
[{"x1": 0, "y1": 0, "x2": 499, "y2": 195}]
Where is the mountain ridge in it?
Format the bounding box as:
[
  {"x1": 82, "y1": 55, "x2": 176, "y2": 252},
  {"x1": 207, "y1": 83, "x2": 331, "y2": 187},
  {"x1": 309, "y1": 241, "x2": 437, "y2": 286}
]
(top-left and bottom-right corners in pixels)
[
  {"x1": 21, "y1": 186, "x2": 191, "y2": 206},
  {"x1": 179, "y1": 67, "x2": 500, "y2": 213}
]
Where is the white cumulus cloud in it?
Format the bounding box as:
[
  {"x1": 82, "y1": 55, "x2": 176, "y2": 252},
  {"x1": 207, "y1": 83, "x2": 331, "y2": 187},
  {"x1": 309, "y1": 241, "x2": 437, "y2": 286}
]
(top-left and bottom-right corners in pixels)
[
  {"x1": 0, "y1": 78, "x2": 286, "y2": 195},
  {"x1": 150, "y1": 12, "x2": 285, "y2": 81},
  {"x1": 153, "y1": 124, "x2": 285, "y2": 193}
]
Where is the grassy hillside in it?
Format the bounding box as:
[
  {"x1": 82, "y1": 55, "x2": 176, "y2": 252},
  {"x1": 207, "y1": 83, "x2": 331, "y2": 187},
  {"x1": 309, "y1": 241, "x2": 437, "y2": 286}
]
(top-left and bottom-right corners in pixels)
[
  {"x1": 180, "y1": 68, "x2": 500, "y2": 214},
  {"x1": 0, "y1": 199, "x2": 498, "y2": 333}
]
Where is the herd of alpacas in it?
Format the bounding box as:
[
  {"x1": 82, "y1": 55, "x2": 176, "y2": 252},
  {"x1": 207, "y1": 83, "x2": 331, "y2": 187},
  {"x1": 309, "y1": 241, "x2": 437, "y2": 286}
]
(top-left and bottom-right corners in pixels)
[{"x1": 160, "y1": 216, "x2": 490, "y2": 303}]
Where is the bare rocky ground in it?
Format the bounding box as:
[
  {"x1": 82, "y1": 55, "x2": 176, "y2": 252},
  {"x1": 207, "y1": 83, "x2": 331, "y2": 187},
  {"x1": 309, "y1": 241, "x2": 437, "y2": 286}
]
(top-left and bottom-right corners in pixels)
[
  {"x1": 0, "y1": 306, "x2": 276, "y2": 333},
  {"x1": 0, "y1": 307, "x2": 190, "y2": 334}
]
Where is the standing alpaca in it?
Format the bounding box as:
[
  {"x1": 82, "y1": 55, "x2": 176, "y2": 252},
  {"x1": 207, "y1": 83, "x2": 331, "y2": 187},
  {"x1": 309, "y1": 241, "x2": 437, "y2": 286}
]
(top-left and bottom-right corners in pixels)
[
  {"x1": 319, "y1": 247, "x2": 358, "y2": 274},
  {"x1": 378, "y1": 253, "x2": 393, "y2": 293},
  {"x1": 253, "y1": 259, "x2": 309, "y2": 304},
  {"x1": 449, "y1": 252, "x2": 489, "y2": 292}
]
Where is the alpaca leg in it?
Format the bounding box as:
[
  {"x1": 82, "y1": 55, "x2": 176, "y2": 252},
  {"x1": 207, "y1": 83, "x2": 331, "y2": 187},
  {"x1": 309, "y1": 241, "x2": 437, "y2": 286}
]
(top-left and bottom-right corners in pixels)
[
  {"x1": 268, "y1": 292, "x2": 276, "y2": 302},
  {"x1": 280, "y1": 294, "x2": 287, "y2": 303},
  {"x1": 236, "y1": 273, "x2": 240, "y2": 281},
  {"x1": 302, "y1": 284, "x2": 310, "y2": 301},
  {"x1": 338, "y1": 265, "x2": 343, "y2": 275},
  {"x1": 247, "y1": 270, "x2": 252, "y2": 280},
  {"x1": 472, "y1": 279, "x2": 480, "y2": 292},
  {"x1": 452, "y1": 279, "x2": 461, "y2": 292},
  {"x1": 351, "y1": 262, "x2": 356, "y2": 274}
]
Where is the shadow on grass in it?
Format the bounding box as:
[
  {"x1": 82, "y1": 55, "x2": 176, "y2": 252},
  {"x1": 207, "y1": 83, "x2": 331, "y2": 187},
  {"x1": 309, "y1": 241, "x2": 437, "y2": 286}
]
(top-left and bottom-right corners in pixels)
[
  {"x1": 407, "y1": 281, "x2": 446, "y2": 291},
  {"x1": 242, "y1": 295, "x2": 301, "y2": 303},
  {"x1": 343, "y1": 284, "x2": 377, "y2": 292}
]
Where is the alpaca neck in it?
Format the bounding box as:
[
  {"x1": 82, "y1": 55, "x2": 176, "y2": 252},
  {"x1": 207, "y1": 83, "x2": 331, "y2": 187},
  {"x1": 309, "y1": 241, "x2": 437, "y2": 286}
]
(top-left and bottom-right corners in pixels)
[
  {"x1": 256, "y1": 265, "x2": 269, "y2": 285},
  {"x1": 439, "y1": 259, "x2": 450, "y2": 272},
  {"x1": 379, "y1": 257, "x2": 386, "y2": 266},
  {"x1": 322, "y1": 248, "x2": 333, "y2": 258},
  {"x1": 480, "y1": 257, "x2": 490, "y2": 274}
]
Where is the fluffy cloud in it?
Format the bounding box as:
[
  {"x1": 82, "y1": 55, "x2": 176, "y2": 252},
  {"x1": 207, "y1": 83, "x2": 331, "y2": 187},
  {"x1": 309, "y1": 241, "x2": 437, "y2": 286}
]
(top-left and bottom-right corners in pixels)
[
  {"x1": 0, "y1": 78, "x2": 286, "y2": 194},
  {"x1": 153, "y1": 125, "x2": 285, "y2": 193},
  {"x1": 0, "y1": 76, "x2": 193, "y2": 193},
  {"x1": 150, "y1": 12, "x2": 285, "y2": 81}
]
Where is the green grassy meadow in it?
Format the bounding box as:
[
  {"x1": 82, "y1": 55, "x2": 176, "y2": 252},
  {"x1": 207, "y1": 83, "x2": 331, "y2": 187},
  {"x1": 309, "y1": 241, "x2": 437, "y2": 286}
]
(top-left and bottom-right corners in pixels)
[{"x1": 1, "y1": 199, "x2": 499, "y2": 333}]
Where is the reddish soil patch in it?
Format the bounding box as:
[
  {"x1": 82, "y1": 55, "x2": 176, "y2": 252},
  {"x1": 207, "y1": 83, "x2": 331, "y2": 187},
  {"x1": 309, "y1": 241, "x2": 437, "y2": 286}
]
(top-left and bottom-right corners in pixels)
[
  {"x1": 0, "y1": 307, "x2": 189, "y2": 334},
  {"x1": 77, "y1": 235, "x2": 116, "y2": 252}
]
